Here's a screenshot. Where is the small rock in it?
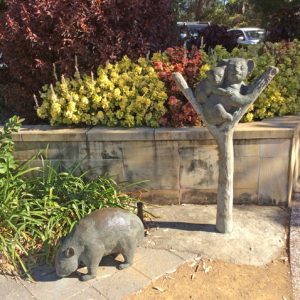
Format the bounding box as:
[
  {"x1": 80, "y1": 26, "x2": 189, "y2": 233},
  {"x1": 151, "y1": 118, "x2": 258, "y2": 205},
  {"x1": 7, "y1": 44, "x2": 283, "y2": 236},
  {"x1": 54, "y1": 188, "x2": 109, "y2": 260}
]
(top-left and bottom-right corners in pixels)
[{"x1": 152, "y1": 286, "x2": 164, "y2": 292}]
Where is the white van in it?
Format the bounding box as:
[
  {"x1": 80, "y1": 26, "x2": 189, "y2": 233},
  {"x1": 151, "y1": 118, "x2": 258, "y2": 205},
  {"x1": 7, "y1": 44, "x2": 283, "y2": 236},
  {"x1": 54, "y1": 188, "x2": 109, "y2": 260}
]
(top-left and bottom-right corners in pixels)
[{"x1": 228, "y1": 27, "x2": 265, "y2": 45}]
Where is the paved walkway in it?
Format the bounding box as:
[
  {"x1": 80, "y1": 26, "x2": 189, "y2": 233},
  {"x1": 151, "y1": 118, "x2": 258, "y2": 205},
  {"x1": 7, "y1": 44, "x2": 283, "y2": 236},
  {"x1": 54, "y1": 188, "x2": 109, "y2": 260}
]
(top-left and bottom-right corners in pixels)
[
  {"x1": 0, "y1": 204, "x2": 295, "y2": 300},
  {"x1": 290, "y1": 194, "x2": 300, "y2": 300}
]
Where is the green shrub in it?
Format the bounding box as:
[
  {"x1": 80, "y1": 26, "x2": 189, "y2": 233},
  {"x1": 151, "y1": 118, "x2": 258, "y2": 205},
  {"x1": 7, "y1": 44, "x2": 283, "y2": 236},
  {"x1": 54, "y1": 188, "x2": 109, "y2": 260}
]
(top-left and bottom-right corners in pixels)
[
  {"x1": 0, "y1": 117, "x2": 139, "y2": 277},
  {"x1": 37, "y1": 56, "x2": 167, "y2": 127},
  {"x1": 204, "y1": 41, "x2": 300, "y2": 122}
]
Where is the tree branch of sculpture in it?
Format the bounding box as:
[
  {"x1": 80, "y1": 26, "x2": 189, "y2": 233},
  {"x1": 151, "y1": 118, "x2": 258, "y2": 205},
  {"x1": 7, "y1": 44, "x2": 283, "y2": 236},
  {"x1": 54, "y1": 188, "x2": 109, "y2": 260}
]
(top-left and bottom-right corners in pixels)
[{"x1": 172, "y1": 58, "x2": 279, "y2": 234}]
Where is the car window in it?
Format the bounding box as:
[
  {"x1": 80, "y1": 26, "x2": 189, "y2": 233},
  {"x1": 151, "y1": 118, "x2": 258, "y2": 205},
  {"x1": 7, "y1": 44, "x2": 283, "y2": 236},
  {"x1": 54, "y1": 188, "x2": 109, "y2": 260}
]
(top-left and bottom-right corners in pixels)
[
  {"x1": 229, "y1": 30, "x2": 244, "y2": 39},
  {"x1": 244, "y1": 30, "x2": 265, "y2": 40}
]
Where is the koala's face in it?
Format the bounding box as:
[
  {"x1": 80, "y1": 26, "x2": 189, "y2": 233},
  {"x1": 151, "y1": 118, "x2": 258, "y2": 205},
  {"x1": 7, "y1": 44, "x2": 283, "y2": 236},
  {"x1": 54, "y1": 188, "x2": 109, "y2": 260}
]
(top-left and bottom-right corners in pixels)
[
  {"x1": 213, "y1": 69, "x2": 224, "y2": 85},
  {"x1": 207, "y1": 67, "x2": 224, "y2": 85},
  {"x1": 55, "y1": 244, "x2": 79, "y2": 278},
  {"x1": 227, "y1": 60, "x2": 248, "y2": 84}
]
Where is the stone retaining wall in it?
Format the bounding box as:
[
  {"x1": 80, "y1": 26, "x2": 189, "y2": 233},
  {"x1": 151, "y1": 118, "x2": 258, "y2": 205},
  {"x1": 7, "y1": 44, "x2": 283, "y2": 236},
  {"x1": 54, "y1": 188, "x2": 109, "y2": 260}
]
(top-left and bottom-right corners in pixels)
[{"x1": 11, "y1": 116, "x2": 300, "y2": 206}]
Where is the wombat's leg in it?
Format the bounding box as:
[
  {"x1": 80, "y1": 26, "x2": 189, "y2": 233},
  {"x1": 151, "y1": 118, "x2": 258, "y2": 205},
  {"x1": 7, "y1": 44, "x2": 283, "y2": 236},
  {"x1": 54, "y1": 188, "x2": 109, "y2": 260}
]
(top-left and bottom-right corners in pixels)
[
  {"x1": 80, "y1": 246, "x2": 104, "y2": 281},
  {"x1": 118, "y1": 242, "x2": 136, "y2": 270}
]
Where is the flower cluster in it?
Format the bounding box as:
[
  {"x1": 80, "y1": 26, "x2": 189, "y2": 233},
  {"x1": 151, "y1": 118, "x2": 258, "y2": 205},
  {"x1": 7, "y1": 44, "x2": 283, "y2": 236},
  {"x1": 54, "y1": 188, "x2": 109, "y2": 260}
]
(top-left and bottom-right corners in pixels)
[
  {"x1": 152, "y1": 46, "x2": 204, "y2": 127},
  {"x1": 37, "y1": 56, "x2": 167, "y2": 127}
]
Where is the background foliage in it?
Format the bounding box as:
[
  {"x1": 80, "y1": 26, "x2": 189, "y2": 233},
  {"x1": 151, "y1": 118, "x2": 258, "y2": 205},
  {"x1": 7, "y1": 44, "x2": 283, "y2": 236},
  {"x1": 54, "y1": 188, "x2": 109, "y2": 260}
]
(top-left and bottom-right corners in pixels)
[{"x1": 0, "y1": 0, "x2": 176, "y2": 123}]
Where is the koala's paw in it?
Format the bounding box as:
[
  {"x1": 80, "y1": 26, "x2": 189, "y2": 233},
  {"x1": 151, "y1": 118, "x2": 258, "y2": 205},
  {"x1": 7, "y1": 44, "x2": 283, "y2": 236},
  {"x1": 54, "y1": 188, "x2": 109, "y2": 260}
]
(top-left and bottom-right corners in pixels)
[
  {"x1": 118, "y1": 262, "x2": 131, "y2": 270},
  {"x1": 79, "y1": 274, "x2": 96, "y2": 281}
]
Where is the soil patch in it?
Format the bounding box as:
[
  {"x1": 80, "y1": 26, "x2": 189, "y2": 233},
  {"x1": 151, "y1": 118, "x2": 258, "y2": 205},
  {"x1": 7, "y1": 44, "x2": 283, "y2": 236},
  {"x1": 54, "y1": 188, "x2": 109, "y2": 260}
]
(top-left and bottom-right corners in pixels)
[{"x1": 127, "y1": 253, "x2": 292, "y2": 300}]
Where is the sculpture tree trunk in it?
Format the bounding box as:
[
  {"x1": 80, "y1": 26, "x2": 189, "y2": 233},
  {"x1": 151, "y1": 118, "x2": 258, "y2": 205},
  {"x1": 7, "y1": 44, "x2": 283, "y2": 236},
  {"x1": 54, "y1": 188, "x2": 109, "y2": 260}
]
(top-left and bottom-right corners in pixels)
[
  {"x1": 173, "y1": 65, "x2": 278, "y2": 233},
  {"x1": 213, "y1": 129, "x2": 234, "y2": 233}
]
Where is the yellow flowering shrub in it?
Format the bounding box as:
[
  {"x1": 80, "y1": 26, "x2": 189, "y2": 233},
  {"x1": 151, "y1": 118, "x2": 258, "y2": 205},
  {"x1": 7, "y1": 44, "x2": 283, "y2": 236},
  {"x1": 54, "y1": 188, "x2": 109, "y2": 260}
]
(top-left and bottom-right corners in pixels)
[{"x1": 37, "y1": 56, "x2": 167, "y2": 127}]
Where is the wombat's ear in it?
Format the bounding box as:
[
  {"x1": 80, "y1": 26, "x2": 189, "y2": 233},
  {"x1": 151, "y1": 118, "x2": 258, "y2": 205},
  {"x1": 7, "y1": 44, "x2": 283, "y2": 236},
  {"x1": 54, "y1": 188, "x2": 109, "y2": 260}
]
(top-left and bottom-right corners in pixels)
[
  {"x1": 64, "y1": 247, "x2": 75, "y2": 258},
  {"x1": 247, "y1": 59, "x2": 254, "y2": 74}
]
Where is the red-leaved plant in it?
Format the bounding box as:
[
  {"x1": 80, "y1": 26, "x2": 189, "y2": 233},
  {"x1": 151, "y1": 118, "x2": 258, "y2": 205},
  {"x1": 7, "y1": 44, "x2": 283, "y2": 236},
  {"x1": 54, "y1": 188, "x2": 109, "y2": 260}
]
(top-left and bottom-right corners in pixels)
[
  {"x1": 152, "y1": 46, "x2": 203, "y2": 127},
  {"x1": 0, "y1": 0, "x2": 176, "y2": 122}
]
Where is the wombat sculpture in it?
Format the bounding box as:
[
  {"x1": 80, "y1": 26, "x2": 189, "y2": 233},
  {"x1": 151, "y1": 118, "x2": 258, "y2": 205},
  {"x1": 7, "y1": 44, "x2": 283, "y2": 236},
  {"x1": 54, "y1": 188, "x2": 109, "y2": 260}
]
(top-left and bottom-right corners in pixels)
[{"x1": 55, "y1": 207, "x2": 144, "y2": 281}]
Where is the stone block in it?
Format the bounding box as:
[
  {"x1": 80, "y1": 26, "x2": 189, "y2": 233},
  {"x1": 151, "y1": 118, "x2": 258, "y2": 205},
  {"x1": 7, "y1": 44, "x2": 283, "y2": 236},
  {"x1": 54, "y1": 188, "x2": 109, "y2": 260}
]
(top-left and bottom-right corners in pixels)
[
  {"x1": 132, "y1": 248, "x2": 184, "y2": 280},
  {"x1": 180, "y1": 189, "x2": 217, "y2": 204},
  {"x1": 234, "y1": 156, "x2": 259, "y2": 189},
  {"x1": 179, "y1": 143, "x2": 219, "y2": 189},
  {"x1": 154, "y1": 127, "x2": 213, "y2": 141},
  {"x1": 84, "y1": 159, "x2": 125, "y2": 182},
  {"x1": 90, "y1": 267, "x2": 150, "y2": 300},
  {"x1": 14, "y1": 141, "x2": 87, "y2": 161},
  {"x1": 149, "y1": 189, "x2": 179, "y2": 205},
  {"x1": 258, "y1": 157, "x2": 289, "y2": 205},
  {"x1": 88, "y1": 141, "x2": 122, "y2": 160},
  {"x1": 122, "y1": 141, "x2": 157, "y2": 188},
  {"x1": 234, "y1": 122, "x2": 294, "y2": 139},
  {"x1": 233, "y1": 188, "x2": 258, "y2": 204},
  {"x1": 87, "y1": 126, "x2": 154, "y2": 141},
  {"x1": 260, "y1": 139, "x2": 291, "y2": 158},
  {"x1": 153, "y1": 141, "x2": 179, "y2": 189},
  {"x1": 67, "y1": 287, "x2": 106, "y2": 300},
  {"x1": 234, "y1": 140, "x2": 259, "y2": 157},
  {"x1": 14, "y1": 126, "x2": 88, "y2": 142},
  {"x1": 0, "y1": 276, "x2": 34, "y2": 300}
]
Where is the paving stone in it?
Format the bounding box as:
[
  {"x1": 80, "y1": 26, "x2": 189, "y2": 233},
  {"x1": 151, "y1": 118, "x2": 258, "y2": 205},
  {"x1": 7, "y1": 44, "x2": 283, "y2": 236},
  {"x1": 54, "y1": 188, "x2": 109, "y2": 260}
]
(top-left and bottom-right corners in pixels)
[
  {"x1": 23, "y1": 271, "x2": 89, "y2": 300},
  {"x1": 0, "y1": 276, "x2": 35, "y2": 300},
  {"x1": 290, "y1": 197, "x2": 300, "y2": 300},
  {"x1": 65, "y1": 286, "x2": 107, "y2": 300},
  {"x1": 132, "y1": 248, "x2": 184, "y2": 280},
  {"x1": 167, "y1": 250, "x2": 199, "y2": 261},
  {"x1": 90, "y1": 267, "x2": 150, "y2": 300}
]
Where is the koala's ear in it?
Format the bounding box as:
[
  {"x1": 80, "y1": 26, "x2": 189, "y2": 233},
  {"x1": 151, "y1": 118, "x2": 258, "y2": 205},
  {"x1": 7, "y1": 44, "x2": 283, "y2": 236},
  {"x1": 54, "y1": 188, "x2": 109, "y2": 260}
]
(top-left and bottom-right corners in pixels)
[
  {"x1": 247, "y1": 59, "x2": 254, "y2": 74},
  {"x1": 64, "y1": 247, "x2": 75, "y2": 258},
  {"x1": 217, "y1": 59, "x2": 228, "y2": 67}
]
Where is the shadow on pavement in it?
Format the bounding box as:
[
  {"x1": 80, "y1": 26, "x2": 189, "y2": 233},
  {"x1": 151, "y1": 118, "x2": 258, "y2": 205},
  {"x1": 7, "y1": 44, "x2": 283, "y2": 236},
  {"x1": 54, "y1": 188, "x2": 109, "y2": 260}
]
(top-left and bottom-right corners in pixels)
[{"x1": 145, "y1": 221, "x2": 216, "y2": 233}]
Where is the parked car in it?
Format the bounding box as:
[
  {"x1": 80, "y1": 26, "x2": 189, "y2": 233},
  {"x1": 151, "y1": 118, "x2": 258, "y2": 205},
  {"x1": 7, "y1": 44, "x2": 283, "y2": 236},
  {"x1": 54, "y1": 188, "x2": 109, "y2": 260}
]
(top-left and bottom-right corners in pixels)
[
  {"x1": 177, "y1": 21, "x2": 210, "y2": 41},
  {"x1": 227, "y1": 27, "x2": 265, "y2": 45}
]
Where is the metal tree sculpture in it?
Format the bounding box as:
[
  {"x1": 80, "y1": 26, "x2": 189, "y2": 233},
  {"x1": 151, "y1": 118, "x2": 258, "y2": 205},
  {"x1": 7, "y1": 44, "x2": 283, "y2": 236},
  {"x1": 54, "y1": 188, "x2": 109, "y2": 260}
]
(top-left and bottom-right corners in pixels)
[{"x1": 173, "y1": 58, "x2": 279, "y2": 233}]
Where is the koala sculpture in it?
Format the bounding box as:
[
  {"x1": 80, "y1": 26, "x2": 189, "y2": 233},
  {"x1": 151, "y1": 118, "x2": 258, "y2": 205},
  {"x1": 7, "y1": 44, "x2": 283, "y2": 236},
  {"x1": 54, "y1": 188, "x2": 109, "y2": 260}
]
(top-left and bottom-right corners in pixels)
[
  {"x1": 55, "y1": 207, "x2": 144, "y2": 281},
  {"x1": 195, "y1": 58, "x2": 257, "y2": 127}
]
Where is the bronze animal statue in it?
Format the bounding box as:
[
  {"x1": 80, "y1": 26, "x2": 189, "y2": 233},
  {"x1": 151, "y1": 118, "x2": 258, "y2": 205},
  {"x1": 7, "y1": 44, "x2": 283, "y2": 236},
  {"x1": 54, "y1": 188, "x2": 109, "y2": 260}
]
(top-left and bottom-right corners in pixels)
[{"x1": 55, "y1": 207, "x2": 144, "y2": 281}]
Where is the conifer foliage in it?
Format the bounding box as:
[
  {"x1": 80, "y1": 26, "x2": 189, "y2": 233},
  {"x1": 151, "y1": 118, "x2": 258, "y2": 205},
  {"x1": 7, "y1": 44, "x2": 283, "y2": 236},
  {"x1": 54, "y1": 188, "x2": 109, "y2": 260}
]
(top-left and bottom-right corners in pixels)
[{"x1": 0, "y1": 0, "x2": 175, "y2": 122}]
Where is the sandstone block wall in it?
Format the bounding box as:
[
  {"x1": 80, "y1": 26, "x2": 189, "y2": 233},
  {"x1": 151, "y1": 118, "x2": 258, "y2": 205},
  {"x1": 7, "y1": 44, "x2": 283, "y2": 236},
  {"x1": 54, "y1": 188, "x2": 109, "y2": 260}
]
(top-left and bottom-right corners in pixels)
[{"x1": 11, "y1": 116, "x2": 300, "y2": 206}]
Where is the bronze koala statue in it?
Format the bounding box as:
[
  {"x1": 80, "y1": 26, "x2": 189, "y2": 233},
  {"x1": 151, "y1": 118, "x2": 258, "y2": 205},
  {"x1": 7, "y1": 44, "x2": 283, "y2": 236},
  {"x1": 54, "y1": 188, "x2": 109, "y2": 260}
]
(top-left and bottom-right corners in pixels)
[{"x1": 55, "y1": 207, "x2": 144, "y2": 281}]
